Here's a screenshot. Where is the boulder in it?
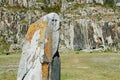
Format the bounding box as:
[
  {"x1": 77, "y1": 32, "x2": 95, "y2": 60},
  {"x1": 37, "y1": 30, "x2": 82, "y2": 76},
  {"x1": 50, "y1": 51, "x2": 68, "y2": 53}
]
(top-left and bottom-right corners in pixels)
[
  {"x1": 9, "y1": 44, "x2": 21, "y2": 52},
  {"x1": 115, "y1": 0, "x2": 120, "y2": 6}
]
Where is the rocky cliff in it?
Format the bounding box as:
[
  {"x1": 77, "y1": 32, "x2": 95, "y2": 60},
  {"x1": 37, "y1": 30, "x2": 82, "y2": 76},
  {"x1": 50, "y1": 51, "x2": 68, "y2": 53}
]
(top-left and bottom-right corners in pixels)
[
  {"x1": 60, "y1": 0, "x2": 120, "y2": 51},
  {"x1": 0, "y1": 0, "x2": 120, "y2": 53}
]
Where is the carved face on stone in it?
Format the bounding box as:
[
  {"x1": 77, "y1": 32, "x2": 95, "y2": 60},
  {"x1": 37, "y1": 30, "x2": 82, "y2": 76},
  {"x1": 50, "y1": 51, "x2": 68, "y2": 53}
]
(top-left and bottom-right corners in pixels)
[{"x1": 44, "y1": 13, "x2": 60, "y2": 31}]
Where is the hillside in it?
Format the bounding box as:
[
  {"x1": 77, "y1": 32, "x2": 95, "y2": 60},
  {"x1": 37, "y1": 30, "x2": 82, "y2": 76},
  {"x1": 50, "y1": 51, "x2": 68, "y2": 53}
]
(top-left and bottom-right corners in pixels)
[{"x1": 0, "y1": 0, "x2": 120, "y2": 54}]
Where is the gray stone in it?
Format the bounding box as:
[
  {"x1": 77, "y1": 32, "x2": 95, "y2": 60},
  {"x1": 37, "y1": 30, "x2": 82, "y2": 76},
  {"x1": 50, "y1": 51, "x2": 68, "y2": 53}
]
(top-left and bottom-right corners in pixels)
[
  {"x1": 9, "y1": 44, "x2": 21, "y2": 52},
  {"x1": 114, "y1": 0, "x2": 120, "y2": 6}
]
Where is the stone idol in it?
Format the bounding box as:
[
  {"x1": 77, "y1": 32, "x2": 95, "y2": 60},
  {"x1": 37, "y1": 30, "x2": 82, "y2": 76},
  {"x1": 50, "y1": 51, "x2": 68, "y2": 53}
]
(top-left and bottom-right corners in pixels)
[{"x1": 17, "y1": 13, "x2": 60, "y2": 80}]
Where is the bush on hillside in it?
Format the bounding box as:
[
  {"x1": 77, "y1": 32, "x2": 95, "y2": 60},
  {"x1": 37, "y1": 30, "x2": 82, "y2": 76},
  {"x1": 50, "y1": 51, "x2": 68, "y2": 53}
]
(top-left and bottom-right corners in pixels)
[{"x1": 105, "y1": 0, "x2": 115, "y2": 7}]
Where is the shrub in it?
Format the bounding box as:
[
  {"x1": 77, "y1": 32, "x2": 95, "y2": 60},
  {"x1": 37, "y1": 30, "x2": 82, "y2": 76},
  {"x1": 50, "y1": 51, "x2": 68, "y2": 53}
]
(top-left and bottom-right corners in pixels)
[
  {"x1": 117, "y1": 22, "x2": 120, "y2": 26},
  {"x1": 44, "y1": 4, "x2": 61, "y2": 13},
  {"x1": 105, "y1": 0, "x2": 115, "y2": 7}
]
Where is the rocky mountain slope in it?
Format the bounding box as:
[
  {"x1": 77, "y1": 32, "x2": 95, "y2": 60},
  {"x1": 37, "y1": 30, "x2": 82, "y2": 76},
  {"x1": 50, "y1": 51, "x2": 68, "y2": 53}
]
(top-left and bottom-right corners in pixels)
[
  {"x1": 0, "y1": 0, "x2": 120, "y2": 53},
  {"x1": 60, "y1": 0, "x2": 120, "y2": 51}
]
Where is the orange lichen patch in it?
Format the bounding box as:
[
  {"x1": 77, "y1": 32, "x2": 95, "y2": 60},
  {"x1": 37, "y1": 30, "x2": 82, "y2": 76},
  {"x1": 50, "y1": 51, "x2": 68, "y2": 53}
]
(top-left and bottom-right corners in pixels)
[
  {"x1": 25, "y1": 23, "x2": 37, "y2": 41},
  {"x1": 25, "y1": 19, "x2": 48, "y2": 41},
  {"x1": 45, "y1": 37, "x2": 52, "y2": 62},
  {"x1": 42, "y1": 63, "x2": 49, "y2": 80}
]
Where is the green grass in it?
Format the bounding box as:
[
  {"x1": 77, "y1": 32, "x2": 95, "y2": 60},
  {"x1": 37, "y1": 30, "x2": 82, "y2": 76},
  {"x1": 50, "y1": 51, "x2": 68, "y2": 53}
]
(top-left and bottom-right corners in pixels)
[
  {"x1": 0, "y1": 42, "x2": 11, "y2": 55},
  {"x1": 0, "y1": 54, "x2": 21, "y2": 80},
  {"x1": 0, "y1": 51, "x2": 120, "y2": 80},
  {"x1": 61, "y1": 51, "x2": 120, "y2": 80}
]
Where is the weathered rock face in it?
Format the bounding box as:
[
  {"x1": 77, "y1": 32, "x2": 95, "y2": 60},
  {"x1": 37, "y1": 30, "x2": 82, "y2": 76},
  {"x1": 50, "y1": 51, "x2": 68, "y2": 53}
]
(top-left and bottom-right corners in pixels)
[
  {"x1": 0, "y1": 0, "x2": 61, "y2": 8},
  {"x1": 64, "y1": 0, "x2": 105, "y2": 5},
  {"x1": 61, "y1": 17, "x2": 120, "y2": 50},
  {"x1": 74, "y1": 0, "x2": 120, "y2": 5},
  {"x1": 60, "y1": 2, "x2": 120, "y2": 50},
  {"x1": 80, "y1": 0, "x2": 105, "y2": 4},
  {"x1": 70, "y1": 19, "x2": 95, "y2": 50},
  {"x1": 0, "y1": 0, "x2": 61, "y2": 44}
]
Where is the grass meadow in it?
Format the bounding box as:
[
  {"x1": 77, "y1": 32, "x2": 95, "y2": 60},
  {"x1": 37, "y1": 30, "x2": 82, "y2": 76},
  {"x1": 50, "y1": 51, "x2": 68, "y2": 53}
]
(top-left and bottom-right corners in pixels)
[{"x1": 0, "y1": 50, "x2": 120, "y2": 80}]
